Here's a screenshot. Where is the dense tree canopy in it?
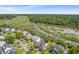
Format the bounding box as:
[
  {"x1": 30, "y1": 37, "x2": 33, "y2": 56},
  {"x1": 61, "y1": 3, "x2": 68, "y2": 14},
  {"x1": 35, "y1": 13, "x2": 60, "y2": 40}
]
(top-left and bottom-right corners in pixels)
[{"x1": 28, "y1": 15, "x2": 79, "y2": 29}]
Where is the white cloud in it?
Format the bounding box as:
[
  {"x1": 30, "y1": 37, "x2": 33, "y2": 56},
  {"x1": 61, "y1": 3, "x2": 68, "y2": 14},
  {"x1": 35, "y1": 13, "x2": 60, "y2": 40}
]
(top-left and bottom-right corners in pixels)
[
  {"x1": 0, "y1": 5, "x2": 39, "y2": 14},
  {"x1": 0, "y1": 5, "x2": 79, "y2": 14}
]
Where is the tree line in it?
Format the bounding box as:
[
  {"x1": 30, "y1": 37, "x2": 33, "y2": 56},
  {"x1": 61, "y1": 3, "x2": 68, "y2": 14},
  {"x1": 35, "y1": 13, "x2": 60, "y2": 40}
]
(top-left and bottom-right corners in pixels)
[
  {"x1": 28, "y1": 15, "x2": 79, "y2": 29},
  {"x1": 1, "y1": 15, "x2": 79, "y2": 29}
]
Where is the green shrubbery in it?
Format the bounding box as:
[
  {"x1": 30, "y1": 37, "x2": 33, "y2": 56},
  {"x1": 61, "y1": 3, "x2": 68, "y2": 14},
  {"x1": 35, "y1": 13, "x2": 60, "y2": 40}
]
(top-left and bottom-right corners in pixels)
[
  {"x1": 5, "y1": 33, "x2": 16, "y2": 44},
  {"x1": 16, "y1": 48, "x2": 26, "y2": 54},
  {"x1": 16, "y1": 32, "x2": 23, "y2": 39},
  {"x1": 56, "y1": 40, "x2": 67, "y2": 47},
  {"x1": 58, "y1": 33, "x2": 79, "y2": 43},
  {"x1": 0, "y1": 20, "x2": 6, "y2": 27},
  {"x1": 68, "y1": 45, "x2": 79, "y2": 54}
]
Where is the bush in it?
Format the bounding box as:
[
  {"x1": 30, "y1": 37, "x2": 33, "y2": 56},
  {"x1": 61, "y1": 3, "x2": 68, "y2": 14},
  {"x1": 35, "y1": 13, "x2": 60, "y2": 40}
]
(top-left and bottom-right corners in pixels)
[
  {"x1": 5, "y1": 34, "x2": 15, "y2": 44},
  {"x1": 57, "y1": 33, "x2": 79, "y2": 43},
  {"x1": 16, "y1": 48, "x2": 26, "y2": 54},
  {"x1": 56, "y1": 40, "x2": 67, "y2": 47},
  {"x1": 16, "y1": 32, "x2": 23, "y2": 39},
  {"x1": 48, "y1": 41, "x2": 57, "y2": 48},
  {"x1": 0, "y1": 20, "x2": 6, "y2": 27},
  {"x1": 68, "y1": 46, "x2": 79, "y2": 54}
]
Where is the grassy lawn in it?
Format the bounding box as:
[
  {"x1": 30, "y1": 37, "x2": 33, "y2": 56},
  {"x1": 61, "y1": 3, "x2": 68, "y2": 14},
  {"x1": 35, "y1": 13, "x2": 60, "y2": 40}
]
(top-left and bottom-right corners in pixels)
[{"x1": 56, "y1": 33, "x2": 79, "y2": 43}]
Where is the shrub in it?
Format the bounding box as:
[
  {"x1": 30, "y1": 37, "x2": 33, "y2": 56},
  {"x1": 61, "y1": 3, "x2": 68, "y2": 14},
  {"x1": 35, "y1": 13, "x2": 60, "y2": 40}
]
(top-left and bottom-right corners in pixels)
[
  {"x1": 5, "y1": 34, "x2": 15, "y2": 44},
  {"x1": 0, "y1": 20, "x2": 6, "y2": 27},
  {"x1": 68, "y1": 46, "x2": 79, "y2": 54},
  {"x1": 56, "y1": 40, "x2": 67, "y2": 47},
  {"x1": 16, "y1": 48, "x2": 26, "y2": 54},
  {"x1": 16, "y1": 32, "x2": 23, "y2": 39}
]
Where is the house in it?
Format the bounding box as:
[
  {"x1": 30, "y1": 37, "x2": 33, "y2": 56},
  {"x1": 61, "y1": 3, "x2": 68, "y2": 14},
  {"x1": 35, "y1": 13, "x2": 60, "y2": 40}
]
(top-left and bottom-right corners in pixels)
[
  {"x1": 0, "y1": 43, "x2": 17, "y2": 54},
  {"x1": 52, "y1": 45, "x2": 67, "y2": 54},
  {"x1": 4, "y1": 44, "x2": 17, "y2": 54},
  {"x1": 65, "y1": 40, "x2": 72, "y2": 44},
  {"x1": 16, "y1": 29, "x2": 22, "y2": 32},
  {"x1": 31, "y1": 35, "x2": 46, "y2": 51},
  {"x1": 41, "y1": 43, "x2": 49, "y2": 51},
  {"x1": 0, "y1": 35, "x2": 6, "y2": 40},
  {"x1": 31, "y1": 35, "x2": 42, "y2": 44},
  {"x1": 23, "y1": 31, "x2": 27, "y2": 35},
  {"x1": 11, "y1": 28, "x2": 16, "y2": 32},
  {"x1": 0, "y1": 41, "x2": 6, "y2": 47},
  {"x1": 2, "y1": 34, "x2": 8, "y2": 37},
  {"x1": 23, "y1": 31, "x2": 31, "y2": 40},
  {"x1": 4, "y1": 27, "x2": 10, "y2": 32}
]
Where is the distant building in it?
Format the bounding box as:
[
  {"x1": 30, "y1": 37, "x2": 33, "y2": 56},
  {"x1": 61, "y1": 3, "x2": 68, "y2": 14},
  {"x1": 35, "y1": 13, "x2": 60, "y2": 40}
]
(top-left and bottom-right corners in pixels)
[
  {"x1": 0, "y1": 35, "x2": 6, "y2": 40},
  {"x1": 31, "y1": 35, "x2": 45, "y2": 51},
  {"x1": 52, "y1": 45, "x2": 67, "y2": 54},
  {"x1": 31, "y1": 35, "x2": 42, "y2": 44},
  {"x1": 23, "y1": 31, "x2": 31, "y2": 40},
  {"x1": 0, "y1": 43, "x2": 17, "y2": 54},
  {"x1": 0, "y1": 41, "x2": 6, "y2": 47}
]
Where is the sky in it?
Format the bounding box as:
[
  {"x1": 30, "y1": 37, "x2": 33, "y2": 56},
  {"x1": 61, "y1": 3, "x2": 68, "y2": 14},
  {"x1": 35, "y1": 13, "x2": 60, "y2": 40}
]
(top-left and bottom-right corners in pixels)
[{"x1": 0, "y1": 5, "x2": 79, "y2": 14}]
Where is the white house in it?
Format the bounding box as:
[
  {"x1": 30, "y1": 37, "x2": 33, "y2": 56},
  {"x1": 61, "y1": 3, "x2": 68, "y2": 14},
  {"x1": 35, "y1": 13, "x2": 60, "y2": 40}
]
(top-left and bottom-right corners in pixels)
[
  {"x1": 23, "y1": 31, "x2": 31, "y2": 40},
  {"x1": 0, "y1": 35, "x2": 6, "y2": 40},
  {"x1": 5, "y1": 28, "x2": 10, "y2": 32},
  {"x1": 31, "y1": 35, "x2": 41, "y2": 44},
  {"x1": 52, "y1": 45, "x2": 67, "y2": 54},
  {"x1": 0, "y1": 41, "x2": 6, "y2": 47},
  {"x1": 11, "y1": 28, "x2": 16, "y2": 32},
  {"x1": 42, "y1": 43, "x2": 49, "y2": 51}
]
